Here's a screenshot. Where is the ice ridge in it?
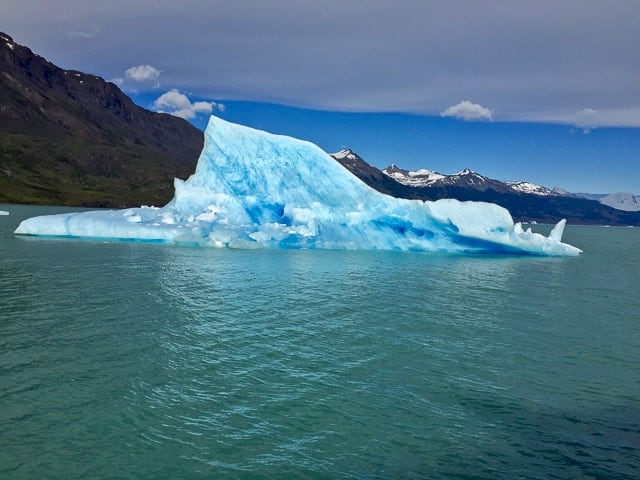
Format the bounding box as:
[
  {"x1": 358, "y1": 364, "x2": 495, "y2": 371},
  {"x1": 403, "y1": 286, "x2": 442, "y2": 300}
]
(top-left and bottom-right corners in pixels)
[{"x1": 15, "y1": 116, "x2": 581, "y2": 256}]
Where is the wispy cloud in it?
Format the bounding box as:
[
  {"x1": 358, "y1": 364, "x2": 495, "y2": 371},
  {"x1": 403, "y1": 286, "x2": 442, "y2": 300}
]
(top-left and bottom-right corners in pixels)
[
  {"x1": 153, "y1": 89, "x2": 224, "y2": 120},
  {"x1": 125, "y1": 65, "x2": 160, "y2": 82},
  {"x1": 441, "y1": 101, "x2": 493, "y2": 122},
  {"x1": 522, "y1": 105, "x2": 640, "y2": 129},
  {"x1": 67, "y1": 26, "x2": 101, "y2": 39}
]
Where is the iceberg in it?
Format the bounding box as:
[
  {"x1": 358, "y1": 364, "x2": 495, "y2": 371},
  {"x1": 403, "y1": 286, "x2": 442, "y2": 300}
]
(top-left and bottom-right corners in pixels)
[{"x1": 15, "y1": 116, "x2": 581, "y2": 256}]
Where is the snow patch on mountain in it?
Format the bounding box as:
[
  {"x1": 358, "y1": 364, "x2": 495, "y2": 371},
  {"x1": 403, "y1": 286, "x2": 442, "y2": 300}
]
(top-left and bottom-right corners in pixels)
[
  {"x1": 2, "y1": 35, "x2": 15, "y2": 50},
  {"x1": 331, "y1": 149, "x2": 358, "y2": 161},
  {"x1": 382, "y1": 164, "x2": 445, "y2": 186},
  {"x1": 507, "y1": 181, "x2": 558, "y2": 196}
]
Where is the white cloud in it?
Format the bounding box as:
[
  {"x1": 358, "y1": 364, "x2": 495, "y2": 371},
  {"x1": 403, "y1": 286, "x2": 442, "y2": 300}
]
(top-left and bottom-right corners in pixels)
[
  {"x1": 153, "y1": 89, "x2": 223, "y2": 120},
  {"x1": 441, "y1": 101, "x2": 493, "y2": 122},
  {"x1": 125, "y1": 65, "x2": 160, "y2": 82},
  {"x1": 154, "y1": 89, "x2": 191, "y2": 110},
  {"x1": 573, "y1": 108, "x2": 598, "y2": 131}
]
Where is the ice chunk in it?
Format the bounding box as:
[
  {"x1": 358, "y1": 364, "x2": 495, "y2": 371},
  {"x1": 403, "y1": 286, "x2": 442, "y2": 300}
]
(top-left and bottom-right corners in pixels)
[
  {"x1": 15, "y1": 116, "x2": 582, "y2": 256},
  {"x1": 0, "y1": 210, "x2": 9, "y2": 216},
  {"x1": 548, "y1": 218, "x2": 566, "y2": 242}
]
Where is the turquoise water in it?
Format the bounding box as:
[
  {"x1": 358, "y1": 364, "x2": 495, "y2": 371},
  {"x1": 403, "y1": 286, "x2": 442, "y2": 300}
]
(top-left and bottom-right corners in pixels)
[{"x1": 1, "y1": 204, "x2": 639, "y2": 479}]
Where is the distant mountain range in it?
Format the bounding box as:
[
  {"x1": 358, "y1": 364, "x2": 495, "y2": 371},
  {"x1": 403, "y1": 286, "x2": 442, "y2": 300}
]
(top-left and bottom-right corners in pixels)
[
  {"x1": 572, "y1": 192, "x2": 640, "y2": 212},
  {"x1": 331, "y1": 149, "x2": 640, "y2": 226},
  {"x1": 381, "y1": 161, "x2": 640, "y2": 212},
  {"x1": 1, "y1": 31, "x2": 638, "y2": 225},
  {"x1": 0, "y1": 31, "x2": 202, "y2": 207}
]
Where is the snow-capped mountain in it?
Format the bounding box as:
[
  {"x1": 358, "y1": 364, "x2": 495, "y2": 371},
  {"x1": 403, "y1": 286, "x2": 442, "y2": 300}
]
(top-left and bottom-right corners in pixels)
[
  {"x1": 330, "y1": 149, "x2": 640, "y2": 226},
  {"x1": 599, "y1": 193, "x2": 640, "y2": 212},
  {"x1": 381, "y1": 163, "x2": 562, "y2": 197},
  {"x1": 376, "y1": 157, "x2": 638, "y2": 213}
]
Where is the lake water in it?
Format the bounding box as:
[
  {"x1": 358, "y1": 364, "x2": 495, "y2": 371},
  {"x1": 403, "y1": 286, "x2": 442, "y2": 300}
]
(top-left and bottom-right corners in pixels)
[{"x1": 1, "y1": 204, "x2": 638, "y2": 479}]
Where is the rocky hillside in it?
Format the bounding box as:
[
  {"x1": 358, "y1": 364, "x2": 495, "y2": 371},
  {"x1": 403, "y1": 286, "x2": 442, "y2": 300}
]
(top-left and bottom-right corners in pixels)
[{"x1": 0, "y1": 32, "x2": 203, "y2": 207}]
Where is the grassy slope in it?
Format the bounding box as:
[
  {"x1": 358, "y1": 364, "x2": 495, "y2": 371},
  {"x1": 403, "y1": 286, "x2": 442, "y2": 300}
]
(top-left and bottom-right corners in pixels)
[{"x1": 0, "y1": 32, "x2": 202, "y2": 207}]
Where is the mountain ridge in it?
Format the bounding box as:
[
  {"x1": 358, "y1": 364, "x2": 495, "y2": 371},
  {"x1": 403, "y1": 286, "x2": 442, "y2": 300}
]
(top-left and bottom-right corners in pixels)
[
  {"x1": 0, "y1": 31, "x2": 203, "y2": 207},
  {"x1": 380, "y1": 160, "x2": 635, "y2": 202},
  {"x1": 331, "y1": 149, "x2": 640, "y2": 226}
]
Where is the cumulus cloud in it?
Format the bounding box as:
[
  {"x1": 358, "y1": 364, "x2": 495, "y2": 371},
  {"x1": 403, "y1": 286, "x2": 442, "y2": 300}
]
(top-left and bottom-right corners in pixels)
[
  {"x1": 441, "y1": 101, "x2": 494, "y2": 122},
  {"x1": 153, "y1": 89, "x2": 223, "y2": 120},
  {"x1": 125, "y1": 64, "x2": 160, "y2": 82}
]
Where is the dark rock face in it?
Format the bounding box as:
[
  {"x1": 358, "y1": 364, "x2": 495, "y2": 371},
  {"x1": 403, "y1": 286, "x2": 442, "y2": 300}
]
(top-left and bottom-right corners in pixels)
[{"x1": 0, "y1": 32, "x2": 203, "y2": 207}]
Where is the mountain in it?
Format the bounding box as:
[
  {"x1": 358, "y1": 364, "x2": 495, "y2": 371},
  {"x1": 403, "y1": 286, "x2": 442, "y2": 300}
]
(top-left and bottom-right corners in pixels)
[
  {"x1": 383, "y1": 163, "x2": 566, "y2": 197},
  {"x1": 331, "y1": 149, "x2": 640, "y2": 226},
  {"x1": 599, "y1": 193, "x2": 640, "y2": 212},
  {"x1": 0, "y1": 32, "x2": 203, "y2": 207},
  {"x1": 573, "y1": 192, "x2": 640, "y2": 212}
]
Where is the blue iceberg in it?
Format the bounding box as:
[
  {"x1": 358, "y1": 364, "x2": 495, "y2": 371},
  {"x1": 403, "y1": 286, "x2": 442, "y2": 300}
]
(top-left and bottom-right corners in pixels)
[{"x1": 15, "y1": 116, "x2": 581, "y2": 255}]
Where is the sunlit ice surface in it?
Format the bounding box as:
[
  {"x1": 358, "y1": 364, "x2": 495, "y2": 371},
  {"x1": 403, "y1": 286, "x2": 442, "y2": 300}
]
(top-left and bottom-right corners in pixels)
[{"x1": 15, "y1": 116, "x2": 581, "y2": 256}]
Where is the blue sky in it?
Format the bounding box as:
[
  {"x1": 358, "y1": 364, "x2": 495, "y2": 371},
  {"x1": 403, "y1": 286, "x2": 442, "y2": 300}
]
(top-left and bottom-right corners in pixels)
[
  {"x1": 132, "y1": 94, "x2": 639, "y2": 194},
  {"x1": 3, "y1": 1, "x2": 639, "y2": 193}
]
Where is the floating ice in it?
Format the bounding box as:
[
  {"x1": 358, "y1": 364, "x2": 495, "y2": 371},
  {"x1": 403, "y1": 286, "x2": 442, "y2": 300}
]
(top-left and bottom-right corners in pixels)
[
  {"x1": 0, "y1": 210, "x2": 9, "y2": 216},
  {"x1": 15, "y1": 116, "x2": 581, "y2": 256}
]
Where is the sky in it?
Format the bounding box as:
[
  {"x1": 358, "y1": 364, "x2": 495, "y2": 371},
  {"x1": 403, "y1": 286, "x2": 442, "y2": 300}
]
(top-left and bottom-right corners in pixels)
[{"x1": 2, "y1": 0, "x2": 639, "y2": 193}]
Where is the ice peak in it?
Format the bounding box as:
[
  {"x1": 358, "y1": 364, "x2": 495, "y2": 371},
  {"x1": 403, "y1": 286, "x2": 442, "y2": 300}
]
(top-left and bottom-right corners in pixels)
[{"x1": 548, "y1": 219, "x2": 566, "y2": 242}]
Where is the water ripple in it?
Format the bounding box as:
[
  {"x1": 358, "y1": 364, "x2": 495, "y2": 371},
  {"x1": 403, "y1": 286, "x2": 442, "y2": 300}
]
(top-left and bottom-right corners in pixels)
[{"x1": 1, "y1": 210, "x2": 640, "y2": 478}]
